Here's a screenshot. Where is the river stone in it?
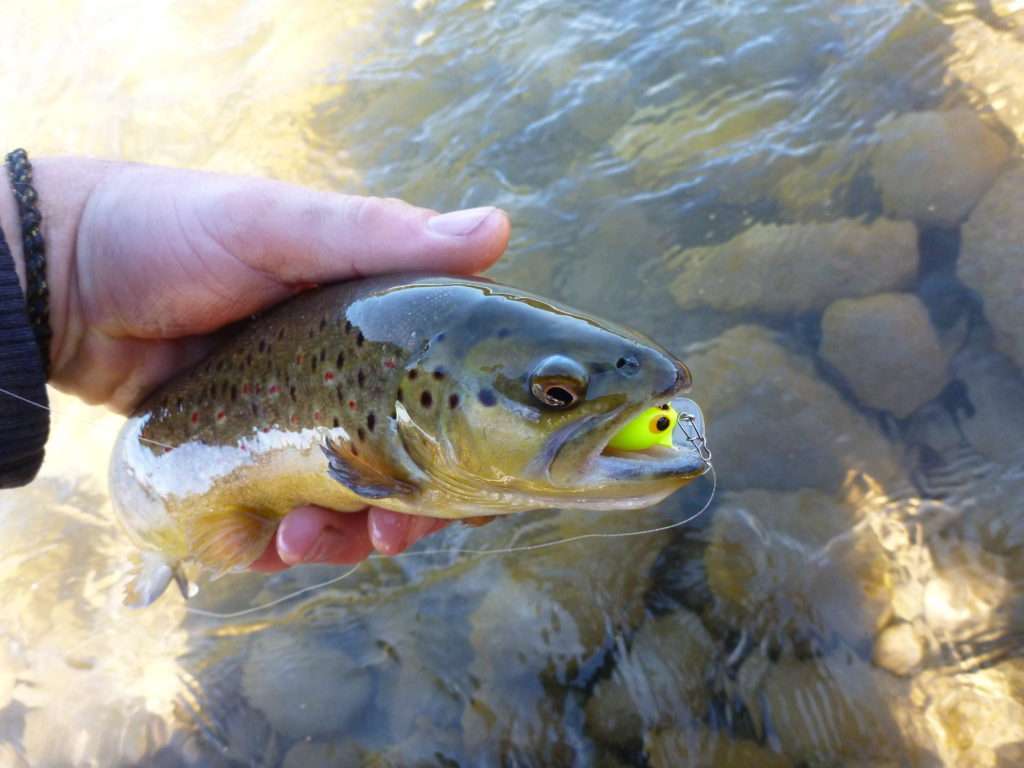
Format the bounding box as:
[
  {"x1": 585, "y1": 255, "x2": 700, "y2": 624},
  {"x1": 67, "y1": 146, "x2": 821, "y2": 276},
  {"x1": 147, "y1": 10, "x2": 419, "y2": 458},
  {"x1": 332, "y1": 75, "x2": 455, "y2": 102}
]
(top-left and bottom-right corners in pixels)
[
  {"x1": 820, "y1": 293, "x2": 950, "y2": 418},
  {"x1": 282, "y1": 740, "x2": 370, "y2": 768},
  {"x1": 705, "y1": 488, "x2": 893, "y2": 643},
  {"x1": 685, "y1": 325, "x2": 904, "y2": 492},
  {"x1": 669, "y1": 218, "x2": 917, "y2": 315},
  {"x1": 644, "y1": 727, "x2": 789, "y2": 768},
  {"x1": 241, "y1": 629, "x2": 373, "y2": 740},
  {"x1": 871, "y1": 109, "x2": 1010, "y2": 226},
  {"x1": 873, "y1": 621, "x2": 924, "y2": 677},
  {"x1": 913, "y1": 661, "x2": 1024, "y2": 768},
  {"x1": 737, "y1": 651, "x2": 907, "y2": 764},
  {"x1": 952, "y1": 338, "x2": 1024, "y2": 466},
  {"x1": 959, "y1": 164, "x2": 1024, "y2": 373},
  {"x1": 585, "y1": 609, "x2": 715, "y2": 747}
]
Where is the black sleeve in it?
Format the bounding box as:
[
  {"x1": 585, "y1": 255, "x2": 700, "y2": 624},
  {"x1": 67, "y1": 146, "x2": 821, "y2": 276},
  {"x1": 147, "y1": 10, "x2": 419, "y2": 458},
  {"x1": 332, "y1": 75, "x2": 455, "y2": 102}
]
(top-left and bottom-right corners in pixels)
[{"x1": 0, "y1": 226, "x2": 49, "y2": 488}]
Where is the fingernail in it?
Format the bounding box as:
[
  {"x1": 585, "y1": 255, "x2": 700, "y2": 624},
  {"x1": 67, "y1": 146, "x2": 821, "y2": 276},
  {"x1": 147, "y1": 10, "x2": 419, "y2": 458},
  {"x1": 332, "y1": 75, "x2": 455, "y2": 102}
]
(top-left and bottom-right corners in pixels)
[{"x1": 427, "y1": 206, "x2": 496, "y2": 237}]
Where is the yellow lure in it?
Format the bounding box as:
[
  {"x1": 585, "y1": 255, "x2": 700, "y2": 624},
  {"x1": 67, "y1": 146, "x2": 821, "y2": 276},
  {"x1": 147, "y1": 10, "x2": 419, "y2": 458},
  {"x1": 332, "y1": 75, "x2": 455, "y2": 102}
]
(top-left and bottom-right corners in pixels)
[{"x1": 607, "y1": 404, "x2": 679, "y2": 451}]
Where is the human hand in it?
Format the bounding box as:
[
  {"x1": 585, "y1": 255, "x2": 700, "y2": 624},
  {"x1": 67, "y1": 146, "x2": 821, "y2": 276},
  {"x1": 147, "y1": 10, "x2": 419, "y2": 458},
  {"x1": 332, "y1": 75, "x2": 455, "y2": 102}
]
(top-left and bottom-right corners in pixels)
[{"x1": 3, "y1": 157, "x2": 509, "y2": 565}]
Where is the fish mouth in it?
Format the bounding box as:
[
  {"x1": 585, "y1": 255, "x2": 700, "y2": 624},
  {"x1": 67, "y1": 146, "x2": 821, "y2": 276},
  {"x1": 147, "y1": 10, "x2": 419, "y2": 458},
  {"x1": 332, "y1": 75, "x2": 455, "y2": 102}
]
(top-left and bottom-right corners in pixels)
[{"x1": 590, "y1": 396, "x2": 711, "y2": 483}]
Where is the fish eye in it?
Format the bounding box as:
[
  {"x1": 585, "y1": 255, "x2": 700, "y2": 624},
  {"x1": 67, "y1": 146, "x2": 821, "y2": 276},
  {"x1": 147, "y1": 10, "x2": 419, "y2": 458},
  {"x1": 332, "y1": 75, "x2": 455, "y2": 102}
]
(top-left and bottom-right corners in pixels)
[
  {"x1": 616, "y1": 355, "x2": 640, "y2": 376},
  {"x1": 529, "y1": 355, "x2": 588, "y2": 410}
]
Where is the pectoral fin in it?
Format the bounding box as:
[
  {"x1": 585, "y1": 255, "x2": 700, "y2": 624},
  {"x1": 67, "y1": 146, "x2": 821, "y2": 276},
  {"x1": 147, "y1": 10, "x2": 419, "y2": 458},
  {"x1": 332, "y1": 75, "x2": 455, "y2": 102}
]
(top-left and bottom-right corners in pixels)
[
  {"x1": 321, "y1": 436, "x2": 417, "y2": 500},
  {"x1": 184, "y1": 506, "x2": 278, "y2": 574},
  {"x1": 124, "y1": 551, "x2": 193, "y2": 607}
]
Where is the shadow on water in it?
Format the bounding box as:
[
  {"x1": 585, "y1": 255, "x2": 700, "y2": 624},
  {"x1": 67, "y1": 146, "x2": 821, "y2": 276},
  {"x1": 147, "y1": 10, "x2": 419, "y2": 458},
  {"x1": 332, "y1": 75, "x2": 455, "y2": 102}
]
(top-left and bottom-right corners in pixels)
[{"x1": 2, "y1": 0, "x2": 1024, "y2": 765}]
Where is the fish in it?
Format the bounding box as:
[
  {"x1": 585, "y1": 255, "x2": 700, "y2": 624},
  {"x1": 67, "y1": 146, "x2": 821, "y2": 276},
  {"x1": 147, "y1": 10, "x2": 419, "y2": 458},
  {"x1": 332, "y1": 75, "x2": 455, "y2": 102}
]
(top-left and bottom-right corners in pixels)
[{"x1": 109, "y1": 274, "x2": 710, "y2": 605}]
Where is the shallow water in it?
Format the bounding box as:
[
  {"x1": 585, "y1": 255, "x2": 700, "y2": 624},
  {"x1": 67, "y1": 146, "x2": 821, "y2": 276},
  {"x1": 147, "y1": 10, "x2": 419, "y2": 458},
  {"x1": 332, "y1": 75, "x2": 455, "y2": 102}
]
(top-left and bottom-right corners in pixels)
[{"x1": 2, "y1": 1, "x2": 1024, "y2": 765}]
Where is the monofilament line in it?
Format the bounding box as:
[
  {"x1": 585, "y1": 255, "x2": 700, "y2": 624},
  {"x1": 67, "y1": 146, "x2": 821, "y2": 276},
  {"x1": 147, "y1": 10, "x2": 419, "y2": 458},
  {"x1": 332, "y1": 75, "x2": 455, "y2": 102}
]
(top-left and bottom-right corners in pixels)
[{"x1": 185, "y1": 464, "x2": 717, "y2": 621}]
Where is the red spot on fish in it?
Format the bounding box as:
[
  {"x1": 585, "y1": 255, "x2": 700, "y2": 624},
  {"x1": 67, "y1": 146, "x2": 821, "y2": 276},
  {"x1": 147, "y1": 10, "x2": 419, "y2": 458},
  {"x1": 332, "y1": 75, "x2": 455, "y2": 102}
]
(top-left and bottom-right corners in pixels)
[
  {"x1": 254, "y1": 384, "x2": 262, "y2": 394},
  {"x1": 348, "y1": 400, "x2": 357, "y2": 410},
  {"x1": 191, "y1": 411, "x2": 199, "y2": 424},
  {"x1": 216, "y1": 410, "x2": 225, "y2": 421},
  {"x1": 324, "y1": 372, "x2": 335, "y2": 382},
  {"x1": 242, "y1": 383, "x2": 252, "y2": 395},
  {"x1": 268, "y1": 384, "x2": 280, "y2": 395},
  {"x1": 314, "y1": 411, "x2": 322, "y2": 422},
  {"x1": 383, "y1": 358, "x2": 396, "y2": 369},
  {"x1": 290, "y1": 414, "x2": 299, "y2": 425},
  {"x1": 296, "y1": 353, "x2": 304, "y2": 365}
]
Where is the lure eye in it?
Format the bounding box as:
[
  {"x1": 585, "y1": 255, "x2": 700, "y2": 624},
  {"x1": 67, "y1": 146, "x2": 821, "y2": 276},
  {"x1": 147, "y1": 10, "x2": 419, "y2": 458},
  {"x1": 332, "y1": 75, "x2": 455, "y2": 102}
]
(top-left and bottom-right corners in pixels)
[
  {"x1": 530, "y1": 355, "x2": 588, "y2": 410},
  {"x1": 651, "y1": 415, "x2": 672, "y2": 433}
]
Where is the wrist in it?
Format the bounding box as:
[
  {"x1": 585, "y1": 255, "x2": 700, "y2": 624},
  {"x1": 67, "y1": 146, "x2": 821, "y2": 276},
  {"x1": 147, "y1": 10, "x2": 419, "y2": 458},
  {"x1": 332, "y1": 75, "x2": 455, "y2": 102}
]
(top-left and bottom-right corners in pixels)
[{"x1": 4, "y1": 156, "x2": 114, "y2": 382}]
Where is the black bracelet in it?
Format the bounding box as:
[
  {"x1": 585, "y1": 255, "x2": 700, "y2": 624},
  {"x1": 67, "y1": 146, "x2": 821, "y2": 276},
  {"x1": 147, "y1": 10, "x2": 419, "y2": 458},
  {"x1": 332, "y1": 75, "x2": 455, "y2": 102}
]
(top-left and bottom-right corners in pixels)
[{"x1": 5, "y1": 149, "x2": 50, "y2": 379}]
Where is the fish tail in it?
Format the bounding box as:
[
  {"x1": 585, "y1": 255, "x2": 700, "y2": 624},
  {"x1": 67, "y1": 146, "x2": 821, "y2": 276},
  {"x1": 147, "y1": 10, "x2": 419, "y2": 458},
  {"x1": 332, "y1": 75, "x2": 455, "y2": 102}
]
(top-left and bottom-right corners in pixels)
[{"x1": 124, "y1": 550, "x2": 192, "y2": 607}]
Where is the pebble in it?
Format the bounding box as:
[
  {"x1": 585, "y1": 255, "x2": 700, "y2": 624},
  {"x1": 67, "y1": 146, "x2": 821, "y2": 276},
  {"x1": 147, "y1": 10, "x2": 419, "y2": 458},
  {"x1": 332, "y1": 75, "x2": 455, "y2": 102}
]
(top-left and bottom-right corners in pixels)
[
  {"x1": 644, "y1": 726, "x2": 790, "y2": 768},
  {"x1": 736, "y1": 651, "x2": 907, "y2": 764},
  {"x1": 241, "y1": 629, "x2": 373, "y2": 740},
  {"x1": 705, "y1": 488, "x2": 893, "y2": 644},
  {"x1": 684, "y1": 324, "x2": 905, "y2": 492},
  {"x1": 959, "y1": 164, "x2": 1024, "y2": 373},
  {"x1": 912, "y1": 661, "x2": 1024, "y2": 768},
  {"x1": 872, "y1": 109, "x2": 1010, "y2": 226},
  {"x1": 873, "y1": 621, "x2": 924, "y2": 677},
  {"x1": 820, "y1": 292, "x2": 950, "y2": 418},
  {"x1": 585, "y1": 609, "x2": 715, "y2": 748},
  {"x1": 669, "y1": 218, "x2": 917, "y2": 315}
]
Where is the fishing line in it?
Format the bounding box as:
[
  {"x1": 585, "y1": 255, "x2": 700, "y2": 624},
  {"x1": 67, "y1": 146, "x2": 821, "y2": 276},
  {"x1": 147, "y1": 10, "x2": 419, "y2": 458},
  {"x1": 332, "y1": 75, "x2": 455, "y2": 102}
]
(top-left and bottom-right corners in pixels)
[
  {"x1": 1, "y1": 385, "x2": 718, "y2": 621},
  {"x1": 185, "y1": 416, "x2": 716, "y2": 621},
  {"x1": 0, "y1": 386, "x2": 176, "y2": 451}
]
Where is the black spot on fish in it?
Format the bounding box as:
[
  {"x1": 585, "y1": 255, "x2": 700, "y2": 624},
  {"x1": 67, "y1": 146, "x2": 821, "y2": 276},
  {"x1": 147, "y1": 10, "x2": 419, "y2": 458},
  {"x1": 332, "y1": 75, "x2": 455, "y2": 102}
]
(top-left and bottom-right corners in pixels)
[
  {"x1": 435, "y1": 332, "x2": 446, "y2": 342},
  {"x1": 336, "y1": 350, "x2": 345, "y2": 368},
  {"x1": 333, "y1": 417, "x2": 340, "y2": 428},
  {"x1": 356, "y1": 331, "x2": 365, "y2": 347},
  {"x1": 176, "y1": 397, "x2": 183, "y2": 411},
  {"x1": 420, "y1": 391, "x2": 433, "y2": 408},
  {"x1": 230, "y1": 385, "x2": 238, "y2": 402},
  {"x1": 308, "y1": 328, "x2": 315, "y2": 339},
  {"x1": 251, "y1": 402, "x2": 259, "y2": 417},
  {"x1": 258, "y1": 339, "x2": 266, "y2": 353},
  {"x1": 310, "y1": 357, "x2": 318, "y2": 374},
  {"x1": 408, "y1": 369, "x2": 419, "y2": 381},
  {"x1": 289, "y1": 385, "x2": 297, "y2": 402},
  {"x1": 319, "y1": 348, "x2": 326, "y2": 363},
  {"x1": 345, "y1": 320, "x2": 352, "y2": 334},
  {"x1": 497, "y1": 328, "x2": 510, "y2": 339},
  {"x1": 320, "y1": 317, "x2": 327, "y2": 331},
  {"x1": 357, "y1": 427, "x2": 366, "y2": 442},
  {"x1": 337, "y1": 385, "x2": 345, "y2": 404},
  {"x1": 397, "y1": 388, "x2": 404, "y2": 403},
  {"x1": 216, "y1": 360, "x2": 225, "y2": 372},
  {"x1": 357, "y1": 369, "x2": 366, "y2": 388},
  {"x1": 278, "y1": 328, "x2": 285, "y2": 341},
  {"x1": 449, "y1": 393, "x2": 460, "y2": 409},
  {"x1": 478, "y1": 389, "x2": 497, "y2": 407},
  {"x1": 367, "y1": 412, "x2": 376, "y2": 432},
  {"x1": 433, "y1": 368, "x2": 446, "y2": 381},
  {"x1": 246, "y1": 352, "x2": 253, "y2": 367},
  {"x1": 351, "y1": 444, "x2": 359, "y2": 457}
]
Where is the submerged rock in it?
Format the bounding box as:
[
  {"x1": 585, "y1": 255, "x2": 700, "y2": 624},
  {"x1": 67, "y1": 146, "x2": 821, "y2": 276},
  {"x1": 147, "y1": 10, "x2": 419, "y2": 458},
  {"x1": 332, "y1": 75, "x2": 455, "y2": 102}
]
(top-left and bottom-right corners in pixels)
[
  {"x1": 873, "y1": 621, "x2": 924, "y2": 677},
  {"x1": 959, "y1": 164, "x2": 1024, "y2": 374},
  {"x1": 585, "y1": 609, "x2": 715, "y2": 748},
  {"x1": 241, "y1": 629, "x2": 374, "y2": 740},
  {"x1": 872, "y1": 109, "x2": 1011, "y2": 227},
  {"x1": 644, "y1": 726, "x2": 789, "y2": 768},
  {"x1": 736, "y1": 651, "x2": 908, "y2": 764},
  {"x1": 705, "y1": 488, "x2": 893, "y2": 644},
  {"x1": 684, "y1": 325, "x2": 904, "y2": 492},
  {"x1": 820, "y1": 292, "x2": 950, "y2": 418},
  {"x1": 669, "y1": 218, "x2": 917, "y2": 316},
  {"x1": 912, "y1": 661, "x2": 1024, "y2": 768}
]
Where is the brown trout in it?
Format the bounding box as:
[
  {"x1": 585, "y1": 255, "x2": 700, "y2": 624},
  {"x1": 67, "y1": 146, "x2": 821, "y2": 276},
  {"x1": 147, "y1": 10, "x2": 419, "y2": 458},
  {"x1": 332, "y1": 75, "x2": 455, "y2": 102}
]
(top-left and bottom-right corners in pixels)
[{"x1": 110, "y1": 274, "x2": 709, "y2": 605}]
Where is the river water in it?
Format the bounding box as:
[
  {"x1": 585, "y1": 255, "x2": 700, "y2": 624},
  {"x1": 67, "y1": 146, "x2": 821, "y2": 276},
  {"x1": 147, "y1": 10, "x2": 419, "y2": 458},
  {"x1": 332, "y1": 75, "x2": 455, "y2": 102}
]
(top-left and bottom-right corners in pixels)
[{"x1": 1, "y1": 1, "x2": 1023, "y2": 766}]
